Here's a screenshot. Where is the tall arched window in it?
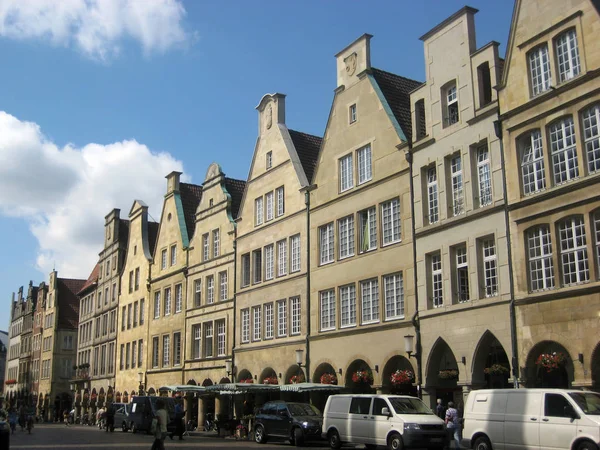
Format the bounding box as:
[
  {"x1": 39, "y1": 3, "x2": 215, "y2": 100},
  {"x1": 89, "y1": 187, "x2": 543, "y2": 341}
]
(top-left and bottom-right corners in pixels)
[
  {"x1": 558, "y1": 216, "x2": 589, "y2": 285},
  {"x1": 520, "y1": 130, "x2": 546, "y2": 195},
  {"x1": 582, "y1": 104, "x2": 600, "y2": 174},
  {"x1": 527, "y1": 225, "x2": 555, "y2": 292}
]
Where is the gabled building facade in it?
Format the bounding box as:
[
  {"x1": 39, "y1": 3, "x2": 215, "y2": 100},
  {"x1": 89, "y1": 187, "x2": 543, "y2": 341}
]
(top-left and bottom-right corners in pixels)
[
  {"x1": 31, "y1": 282, "x2": 47, "y2": 413},
  {"x1": 235, "y1": 94, "x2": 320, "y2": 390},
  {"x1": 498, "y1": 0, "x2": 600, "y2": 390},
  {"x1": 5, "y1": 290, "x2": 24, "y2": 405},
  {"x1": 308, "y1": 35, "x2": 420, "y2": 394}
]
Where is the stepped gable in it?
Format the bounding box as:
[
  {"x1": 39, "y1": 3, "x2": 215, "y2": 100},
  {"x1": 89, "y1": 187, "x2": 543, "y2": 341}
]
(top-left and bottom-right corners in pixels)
[{"x1": 288, "y1": 129, "x2": 323, "y2": 185}]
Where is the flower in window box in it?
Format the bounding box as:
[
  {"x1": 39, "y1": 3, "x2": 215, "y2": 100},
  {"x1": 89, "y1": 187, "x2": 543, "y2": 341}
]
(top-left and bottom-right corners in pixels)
[
  {"x1": 438, "y1": 369, "x2": 459, "y2": 380},
  {"x1": 5, "y1": 379, "x2": 17, "y2": 385},
  {"x1": 390, "y1": 370, "x2": 414, "y2": 386},
  {"x1": 320, "y1": 373, "x2": 338, "y2": 385},
  {"x1": 240, "y1": 378, "x2": 254, "y2": 384},
  {"x1": 535, "y1": 352, "x2": 566, "y2": 373},
  {"x1": 289, "y1": 374, "x2": 305, "y2": 384},
  {"x1": 483, "y1": 364, "x2": 510, "y2": 376},
  {"x1": 351, "y1": 370, "x2": 373, "y2": 385},
  {"x1": 263, "y1": 376, "x2": 278, "y2": 385}
]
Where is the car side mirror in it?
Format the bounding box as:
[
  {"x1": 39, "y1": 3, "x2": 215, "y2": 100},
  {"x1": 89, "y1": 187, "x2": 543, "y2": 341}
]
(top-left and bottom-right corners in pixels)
[{"x1": 381, "y1": 407, "x2": 392, "y2": 418}]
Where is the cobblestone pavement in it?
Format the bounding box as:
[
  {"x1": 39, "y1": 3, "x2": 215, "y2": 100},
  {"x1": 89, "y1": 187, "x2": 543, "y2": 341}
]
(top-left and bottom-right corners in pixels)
[{"x1": 6, "y1": 423, "x2": 331, "y2": 450}]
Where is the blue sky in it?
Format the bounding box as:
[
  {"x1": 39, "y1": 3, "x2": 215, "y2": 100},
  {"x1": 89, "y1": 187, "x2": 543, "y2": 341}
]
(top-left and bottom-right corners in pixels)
[{"x1": 0, "y1": 0, "x2": 514, "y2": 328}]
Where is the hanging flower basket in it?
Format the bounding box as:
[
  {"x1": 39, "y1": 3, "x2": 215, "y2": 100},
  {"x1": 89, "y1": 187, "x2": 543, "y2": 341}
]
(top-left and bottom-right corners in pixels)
[
  {"x1": 263, "y1": 376, "x2": 278, "y2": 385},
  {"x1": 5, "y1": 379, "x2": 17, "y2": 385},
  {"x1": 289, "y1": 374, "x2": 305, "y2": 384},
  {"x1": 484, "y1": 364, "x2": 510, "y2": 375},
  {"x1": 390, "y1": 370, "x2": 414, "y2": 386},
  {"x1": 438, "y1": 369, "x2": 459, "y2": 380},
  {"x1": 352, "y1": 370, "x2": 373, "y2": 385},
  {"x1": 240, "y1": 378, "x2": 254, "y2": 384},
  {"x1": 320, "y1": 373, "x2": 338, "y2": 385},
  {"x1": 536, "y1": 352, "x2": 566, "y2": 372}
]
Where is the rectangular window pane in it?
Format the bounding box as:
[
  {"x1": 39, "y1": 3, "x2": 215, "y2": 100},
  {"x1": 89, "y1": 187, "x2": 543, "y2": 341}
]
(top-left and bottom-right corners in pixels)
[
  {"x1": 384, "y1": 273, "x2": 404, "y2": 320},
  {"x1": 164, "y1": 287, "x2": 171, "y2": 315},
  {"x1": 204, "y1": 323, "x2": 213, "y2": 358},
  {"x1": 359, "y1": 207, "x2": 377, "y2": 252},
  {"x1": 241, "y1": 309, "x2": 250, "y2": 343},
  {"x1": 217, "y1": 320, "x2": 226, "y2": 356},
  {"x1": 340, "y1": 154, "x2": 354, "y2": 192},
  {"x1": 340, "y1": 285, "x2": 357, "y2": 327},
  {"x1": 266, "y1": 191, "x2": 274, "y2": 221},
  {"x1": 220, "y1": 271, "x2": 228, "y2": 300},
  {"x1": 529, "y1": 45, "x2": 552, "y2": 96},
  {"x1": 451, "y1": 155, "x2": 464, "y2": 216},
  {"x1": 319, "y1": 223, "x2": 334, "y2": 264},
  {"x1": 291, "y1": 297, "x2": 301, "y2": 335},
  {"x1": 193, "y1": 325, "x2": 201, "y2": 359},
  {"x1": 213, "y1": 229, "x2": 220, "y2": 258},
  {"x1": 559, "y1": 217, "x2": 589, "y2": 285},
  {"x1": 173, "y1": 332, "x2": 181, "y2": 366},
  {"x1": 339, "y1": 216, "x2": 355, "y2": 258},
  {"x1": 357, "y1": 145, "x2": 372, "y2": 184},
  {"x1": 582, "y1": 105, "x2": 600, "y2": 174},
  {"x1": 482, "y1": 239, "x2": 498, "y2": 297},
  {"x1": 291, "y1": 235, "x2": 301, "y2": 272},
  {"x1": 175, "y1": 284, "x2": 182, "y2": 313},
  {"x1": 194, "y1": 279, "x2": 202, "y2": 307},
  {"x1": 361, "y1": 280, "x2": 380, "y2": 324},
  {"x1": 320, "y1": 290, "x2": 335, "y2": 331},
  {"x1": 255, "y1": 197, "x2": 264, "y2": 226},
  {"x1": 242, "y1": 254, "x2": 251, "y2": 287},
  {"x1": 427, "y1": 167, "x2": 439, "y2": 224},
  {"x1": 162, "y1": 335, "x2": 170, "y2": 366},
  {"x1": 277, "y1": 300, "x2": 287, "y2": 337},
  {"x1": 265, "y1": 244, "x2": 274, "y2": 280},
  {"x1": 382, "y1": 199, "x2": 401, "y2": 245},
  {"x1": 252, "y1": 306, "x2": 261, "y2": 341},
  {"x1": 477, "y1": 145, "x2": 492, "y2": 206},
  {"x1": 556, "y1": 29, "x2": 580, "y2": 82},
  {"x1": 265, "y1": 303, "x2": 274, "y2": 339},
  {"x1": 276, "y1": 186, "x2": 285, "y2": 217},
  {"x1": 154, "y1": 292, "x2": 160, "y2": 319},
  {"x1": 528, "y1": 226, "x2": 555, "y2": 291},
  {"x1": 203, "y1": 234, "x2": 210, "y2": 261},
  {"x1": 521, "y1": 130, "x2": 546, "y2": 195},
  {"x1": 278, "y1": 240, "x2": 288, "y2": 276},
  {"x1": 456, "y1": 246, "x2": 469, "y2": 302},
  {"x1": 550, "y1": 117, "x2": 579, "y2": 184},
  {"x1": 207, "y1": 275, "x2": 214, "y2": 304},
  {"x1": 432, "y1": 253, "x2": 443, "y2": 307}
]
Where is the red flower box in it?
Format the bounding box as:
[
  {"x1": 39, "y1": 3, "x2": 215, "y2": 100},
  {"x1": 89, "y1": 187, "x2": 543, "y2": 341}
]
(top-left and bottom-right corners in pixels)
[
  {"x1": 390, "y1": 370, "x2": 414, "y2": 385},
  {"x1": 352, "y1": 370, "x2": 373, "y2": 385},
  {"x1": 263, "y1": 376, "x2": 278, "y2": 385},
  {"x1": 320, "y1": 373, "x2": 338, "y2": 385},
  {"x1": 536, "y1": 352, "x2": 566, "y2": 372}
]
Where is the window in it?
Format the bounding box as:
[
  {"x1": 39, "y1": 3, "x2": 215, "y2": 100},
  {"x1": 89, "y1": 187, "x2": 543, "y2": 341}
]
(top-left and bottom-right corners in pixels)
[
  {"x1": 451, "y1": 154, "x2": 465, "y2": 216},
  {"x1": 361, "y1": 280, "x2": 379, "y2": 324},
  {"x1": 173, "y1": 332, "x2": 181, "y2": 366},
  {"x1": 265, "y1": 191, "x2": 274, "y2": 222},
  {"x1": 217, "y1": 320, "x2": 226, "y2": 356},
  {"x1": 382, "y1": 198, "x2": 401, "y2": 245},
  {"x1": 550, "y1": 117, "x2": 579, "y2": 184},
  {"x1": 219, "y1": 271, "x2": 228, "y2": 300},
  {"x1": 152, "y1": 337, "x2": 159, "y2": 368},
  {"x1": 97, "y1": 291, "x2": 102, "y2": 308},
  {"x1": 133, "y1": 302, "x2": 138, "y2": 327},
  {"x1": 431, "y1": 253, "x2": 443, "y2": 307},
  {"x1": 266, "y1": 151, "x2": 273, "y2": 170},
  {"x1": 63, "y1": 335, "x2": 73, "y2": 350},
  {"x1": 349, "y1": 104, "x2": 357, "y2": 123},
  {"x1": 320, "y1": 290, "x2": 336, "y2": 331},
  {"x1": 170, "y1": 245, "x2": 177, "y2": 266},
  {"x1": 477, "y1": 62, "x2": 492, "y2": 107},
  {"x1": 357, "y1": 145, "x2": 372, "y2": 184},
  {"x1": 131, "y1": 341, "x2": 136, "y2": 368},
  {"x1": 529, "y1": 44, "x2": 552, "y2": 96},
  {"x1": 264, "y1": 303, "x2": 274, "y2": 339},
  {"x1": 555, "y1": 29, "x2": 580, "y2": 83},
  {"x1": 241, "y1": 309, "x2": 250, "y2": 343},
  {"x1": 527, "y1": 226, "x2": 555, "y2": 291},
  {"x1": 175, "y1": 284, "x2": 182, "y2": 313},
  {"x1": 544, "y1": 393, "x2": 573, "y2": 417},
  {"x1": 194, "y1": 279, "x2": 202, "y2": 307},
  {"x1": 252, "y1": 306, "x2": 261, "y2": 341},
  {"x1": 445, "y1": 83, "x2": 459, "y2": 126},
  {"x1": 241, "y1": 254, "x2": 251, "y2": 287},
  {"x1": 427, "y1": 167, "x2": 439, "y2": 224},
  {"x1": 359, "y1": 207, "x2": 377, "y2": 253},
  {"x1": 340, "y1": 284, "x2": 357, "y2": 327},
  {"x1": 319, "y1": 223, "x2": 334, "y2": 264},
  {"x1": 255, "y1": 197, "x2": 264, "y2": 226},
  {"x1": 276, "y1": 186, "x2": 285, "y2": 217},
  {"x1": 193, "y1": 325, "x2": 202, "y2": 358},
  {"x1": 162, "y1": 335, "x2": 170, "y2": 367},
  {"x1": 277, "y1": 300, "x2": 287, "y2": 337},
  {"x1": 290, "y1": 297, "x2": 301, "y2": 335},
  {"x1": 290, "y1": 235, "x2": 301, "y2": 272},
  {"x1": 339, "y1": 154, "x2": 354, "y2": 192},
  {"x1": 455, "y1": 246, "x2": 469, "y2": 303},
  {"x1": 252, "y1": 250, "x2": 262, "y2": 284},
  {"x1": 265, "y1": 244, "x2": 274, "y2": 280},
  {"x1": 277, "y1": 240, "x2": 287, "y2": 276},
  {"x1": 213, "y1": 229, "x2": 220, "y2": 258},
  {"x1": 595, "y1": 212, "x2": 600, "y2": 276},
  {"x1": 384, "y1": 273, "x2": 404, "y2": 320},
  {"x1": 415, "y1": 99, "x2": 426, "y2": 140},
  {"x1": 582, "y1": 104, "x2": 600, "y2": 174},
  {"x1": 106, "y1": 260, "x2": 110, "y2": 275},
  {"x1": 482, "y1": 239, "x2": 498, "y2": 297},
  {"x1": 164, "y1": 287, "x2": 172, "y2": 315},
  {"x1": 129, "y1": 271, "x2": 133, "y2": 293},
  {"x1": 558, "y1": 217, "x2": 589, "y2": 285},
  {"x1": 121, "y1": 306, "x2": 126, "y2": 331},
  {"x1": 477, "y1": 145, "x2": 492, "y2": 206},
  {"x1": 161, "y1": 249, "x2": 167, "y2": 270},
  {"x1": 206, "y1": 275, "x2": 214, "y2": 304},
  {"x1": 140, "y1": 299, "x2": 144, "y2": 325},
  {"x1": 339, "y1": 215, "x2": 355, "y2": 259},
  {"x1": 203, "y1": 234, "x2": 210, "y2": 261},
  {"x1": 521, "y1": 130, "x2": 546, "y2": 195}
]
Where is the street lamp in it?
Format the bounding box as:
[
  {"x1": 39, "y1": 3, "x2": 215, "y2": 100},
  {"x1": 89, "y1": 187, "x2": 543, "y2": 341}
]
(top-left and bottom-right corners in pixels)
[
  {"x1": 404, "y1": 335, "x2": 418, "y2": 359},
  {"x1": 225, "y1": 359, "x2": 234, "y2": 378},
  {"x1": 295, "y1": 349, "x2": 304, "y2": 367},
  {"x1": 138, "y1": 372, "x2": 145, "y2": 395}
]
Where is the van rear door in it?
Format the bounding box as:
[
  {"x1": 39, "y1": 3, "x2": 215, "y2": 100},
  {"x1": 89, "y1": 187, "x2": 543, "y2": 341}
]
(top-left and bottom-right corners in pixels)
[
  {"x1": 539, "y1": 393, "x2": 577, "y2": 450},
  {"x1": 505, "y1": 392, "x2": 541, "y2": 450}
]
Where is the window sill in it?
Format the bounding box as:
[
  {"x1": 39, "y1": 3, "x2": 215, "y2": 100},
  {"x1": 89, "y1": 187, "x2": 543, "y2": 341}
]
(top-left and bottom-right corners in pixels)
[
  {"x1": 384, "y1": 316, "x2": 405, "y2": 322},
  {"x1": 361, "y1": 320, "x2": 380, "y2": 326},
  {"x1": 382, "y1": 239, "x2": 402, "y2": 248},
  {"x1": 339, "y1": 254, "x2": 355, "y2": 261},
  {"x1": 319, "y1": 260, "x2": 334, "y2": 267},
  {"x1": 340, "y1": 324, "x2": 357, "y2": 329},
  {"x1": 320, "y1": 327, "x2": 336, "y2": 333}
]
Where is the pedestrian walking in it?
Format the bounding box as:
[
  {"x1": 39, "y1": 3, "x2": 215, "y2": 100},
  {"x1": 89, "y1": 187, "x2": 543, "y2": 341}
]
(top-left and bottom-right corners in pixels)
[
  {"x1": 151, "y1": 399, "x2": 168, "y2": 450},
  {"x1": 444, "y1": 401, "x2": 461, "y2": 449},
  {"x1": 436, "y1": 398, "x2": 446, "y2": 420},
  {"x1": 172, "y1": 400, "x2": 185, "y2": 440}
]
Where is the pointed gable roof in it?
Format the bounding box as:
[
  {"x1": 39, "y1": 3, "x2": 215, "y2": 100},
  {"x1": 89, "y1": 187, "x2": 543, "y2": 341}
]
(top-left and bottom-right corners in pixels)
[
  {"x1": 288, "y1": 130, "x2": 323, "y2": 185},
  {"x1": 77, "y1": 263, "x2": 99, "y2": 296},
  {"x1": 57, "y1": 277, "x2": 86, "y2": 329},
  {"x1": 179, "y1": 182, "x2": 203, "y2": 241},
  {"x1": 224, "y1": 177, "x2": 246, "y2": 220},
  {"x1": 370, "y1": 68, "x2": 423, "y2": 142}
]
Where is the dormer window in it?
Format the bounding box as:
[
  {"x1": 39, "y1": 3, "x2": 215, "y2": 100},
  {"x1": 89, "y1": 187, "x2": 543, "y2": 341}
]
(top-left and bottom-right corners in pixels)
[
  {"x1": 443, "y1": 82, "x2": 459, "y2": 127},
  {"x1": 349, "y1": 104, "x2": 357, "y2": 124},
  {"x1": 266, "y1": 151, "x2": 273, "y2": 170},
  {"x1": 555, "y1": 29, "x2": 580, "y2": 83},
  {"x1": 477, "y1": 62, "x2": 492, "y2": 107},
  {"x1": 415, "y1": 99, "x2": 426, "y2": 140},
  {"x1": 529, "y1": 44, "x2": 552, "y2": 96}
]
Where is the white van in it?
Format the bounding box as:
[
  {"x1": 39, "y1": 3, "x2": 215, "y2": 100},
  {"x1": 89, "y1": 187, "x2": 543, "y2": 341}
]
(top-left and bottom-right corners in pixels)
[
  {"x1": 462, "y1": 389, "x2": 600, "y2": 450},
  {"x1": 322, "y1": 394, "x2": 446, "y2": 450}
]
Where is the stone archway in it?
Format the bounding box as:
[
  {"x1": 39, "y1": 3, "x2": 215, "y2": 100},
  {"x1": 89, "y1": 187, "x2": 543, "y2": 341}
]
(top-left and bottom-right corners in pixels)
[
  {"x1": 382, "y1": 355, "x2": 416, "y2": 395},
  {"x1": 312, "y1": 362, "x2": 338, "y2": 385},
  {"x1": 237, "y1": 369, "x2": 252, "y2": 383},
  {"x1": 345, "y1": 359, "x2": 374, "y2": 393},
  {"x1": 201, "y1": 378, "x2": 213, "y2": 387},
  {"x1": 425, "y1": 338, "x2": 460, "y2": 407},
  {"x1": 525, "y1": 340, "x2": 573, "y2": 388},
  {"x1": 259, "y1": 367, "x2": 278, "y2": 385},
  {"x1": 284, "y1": 364, "x2": 305, "y2": 385},
  {"x1": 147, "y1": 387, "x2": 156, "y2": 396},
  {"x1": 592, "y1": 341, "x2": 600, "y2": 390},
  {"x1": 186, "y1": 379, "x2": 197, "y2": 386},
  {"x1": 471, "y1": 331, "x2": 511, "y2": 388}
]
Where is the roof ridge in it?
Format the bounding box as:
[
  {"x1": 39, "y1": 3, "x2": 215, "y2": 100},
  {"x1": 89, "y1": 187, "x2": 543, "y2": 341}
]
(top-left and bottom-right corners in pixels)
[
  {"x1": 288, "y1": 129, "x2": 323, "y2": 140},
  {"x1": 370, "y1": 67, "x2": 422, "y2": 85}
]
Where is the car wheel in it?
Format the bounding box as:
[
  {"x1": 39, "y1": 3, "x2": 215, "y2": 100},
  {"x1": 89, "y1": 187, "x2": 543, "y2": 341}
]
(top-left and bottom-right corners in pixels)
[
  {"x1": 293, "y1": 427, "x2": 305, "y2": 447},
  {"x1": 388, "y1": 432, "x2": 403, "y2": 450},
  {"x1": 578, "y1": 441, "x2": 599, "y2": 450},
  {"x1": 254, "y1": 424, "x2": 267, "y2": 444},
  {"x1": 121, "y1": 422, "x2": 128, "y2": 432},
  {"x1": 474, "y1": 436, "x2": 492, "y2": 450},
  {"x1": 328, "y1": 429, "x2": 341, "y2": 450}
]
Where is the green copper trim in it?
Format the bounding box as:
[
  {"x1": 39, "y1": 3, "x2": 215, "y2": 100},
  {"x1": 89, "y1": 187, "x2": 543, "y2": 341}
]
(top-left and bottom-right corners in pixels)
[{"x1": 367, "y1": 73, "x2": 408, "y2": 143}]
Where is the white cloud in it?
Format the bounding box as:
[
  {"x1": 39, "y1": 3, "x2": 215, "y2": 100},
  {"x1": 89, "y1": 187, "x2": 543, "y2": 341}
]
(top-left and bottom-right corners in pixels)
[
  {"x1": 0, "y1": 0, "x2": 191, "y2": 61},
  {"x1": 0, "y1": 110, "x2": 186, "y2": 279}
]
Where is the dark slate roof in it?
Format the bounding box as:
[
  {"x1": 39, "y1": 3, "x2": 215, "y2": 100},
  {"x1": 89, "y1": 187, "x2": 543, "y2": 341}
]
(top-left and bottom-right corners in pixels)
[
  {"x1": 224, "y1": 177, "x2": 246, "y2": 220},
  {"x1": 370, "y1": 68, "x2": 423, "y2": 142},
  {"x1": 288, "y1": 129, "x2": 323, "y2": 185},
  {"x1": 148, "y1": 221, "x2": 160, "y2": 256},
  {"x1": 179, "y1": 183, "x2": 203, "y2": 240},
  {"x1": 78, "y1": 263, "x2": 99, "y2": 296},
  {"x1": 118, "y1": 219, "x2": 130, "y2": 249},
  {"x1": 57, "y1": 278, "x2": 86, "y2": 329}
]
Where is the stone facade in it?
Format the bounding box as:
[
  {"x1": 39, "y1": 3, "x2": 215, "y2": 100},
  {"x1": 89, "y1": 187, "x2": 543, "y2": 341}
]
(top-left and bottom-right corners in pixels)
[{"x1": 498, "y1": 0, "x2": 600, "y2": 390}]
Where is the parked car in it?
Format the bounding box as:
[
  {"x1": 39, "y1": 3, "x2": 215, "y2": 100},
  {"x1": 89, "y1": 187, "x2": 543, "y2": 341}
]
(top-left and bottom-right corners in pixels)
[
  {"x1": 127, "y1": 396, "x2": 176, "y2": 434},
  {"x1": 114, "y1": 404, "x2": 132, "y2": 432},
  {"x1": 462, "y1": 388, "x2": 600, "y2": 450},
  {"x1": 254, "y1": 400, "x2": 323, "y2": 446},
  {"x1": 322, "y1": 394, "x2": 446, "y2": 450}
]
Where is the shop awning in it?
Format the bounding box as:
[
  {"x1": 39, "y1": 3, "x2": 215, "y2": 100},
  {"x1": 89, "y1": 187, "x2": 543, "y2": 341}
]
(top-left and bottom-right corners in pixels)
[
  {"x1": 158, "y1": 385, "x2": 206, "y2": 394},
  {"x1": 279, "y1": 382, "x2": 344, "y2": 392},
  {"x1": 204, "y1": 383, "x2": 280, "y2": 395}
]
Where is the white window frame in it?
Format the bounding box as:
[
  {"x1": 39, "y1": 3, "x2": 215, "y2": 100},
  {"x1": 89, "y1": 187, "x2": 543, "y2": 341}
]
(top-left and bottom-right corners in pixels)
[
  {"x1": 175, "y1": 284, "x2": 182, "y2": 313},
  {"x1": 357, "y1": 145, "x2": 372, "y2": 185},
  {"x1": 527, "y1": 226, "x2": 555, "y2": 292},
  {"x1": 265, "y1": 244, "x2": 274, "y2": 280},
  {"x1": 277, "y1": 300, "x2": 287, "y2": 337},
  {"x1": 252, "y1": 249, "x2": 262, "y2": 284},
  {"x1": 241, "y1": 253, "x2": 251, "y2": 287},
  {"x1": 529, "y1": 44, "x2": 552, "y2": 96},
  {"x1": 319, "y1": 290, "x2": 336, "y2": 331},
  {"x1": 521, "y1": 130, "x2": 546, "y2": 195},
  {"x1": 451, "y1": 154, "x2": 465, "y2": 216},
  {"x1": 217, "y1": 320, "x2": 226, "y2": 356},
  {"x1": 219, "y1": 271, "x2": 228, "y2": 300},
  {"x1": 265, "y1": 191, "x2": 274, "y2": 222},
  {"x1": 255, "y1": 197, "x2": 264, "y2": 226},
  {"x1": 170, "y1": 245, "x2": 177, "y2": 266},
  {"x1": 264, "y1": 303, "x2": 274, "y2": 339},
  {"x1": 338, "y1": 215, "x2": 355, "y2": 259},
  {"x1": 213, "y1": 229, "x2": 220, "y2": 258},
  {"x1": 154, "y1": 292, "x2": 160, "y2": 319},
  {"x1": 482, "y1": 239, "x2": 498, "y2": 297},
  {"x1": 339, "y1": 284, "x2": 357, "y2": 328},
  {"x1": 173, "y1": 332, "x2": 181, "y2": 366},
  {"x1": 593, "y1": 211, "x2": 600, "y2": 277},
  {"x1": 194, "y1": 279, "x2": 202, "y2": 307},
  {"x1": 455, "y1": 246, "x2": 469, "y2": 303},
  {"x1": 161, "y1": 249, "x2": 167, "y2": 270},
  {"x1": 359, "y1": 207, "x2": 377, "y2": 253},
  {"x1": 241, "y1": 309, "x2": 250, "y2": 343},
  {"x1": 266, "y1": 151, "x2": 273, "y2": 170},
  {"x1": 252, "y1": 306, "x2": 262, "y2": 341},
  {"x1": 361, "y1": 279, "x2": 380, "y2": 324},
  {"x1": 555, "y1": 29, "x2": 581, "y2": 83},
  {"x1": 446, "y1": 84, "x2": 459, "y2": 125},
  {"x1": 206, "y1": 275, "x2": 215, "y2": 304},
  {"x1": 276, "y1": 186, "x2": 285, "y2": 217},
  {"x1": 384, "y1": 273, "x2": 404, "y2": 320},
  {"x1": 550, "y1": 116, "x2": 579, "y2": 185},
  {"x1": 339, "y1": 154, "x2": 354, "y2": 192},
  {"x1": 382, "y1": 198, "x2": 401, "y2": 245},
  {"x1": 349, "y1": 104, "x2": 357, "y2": 123},
  {"x1": 193, "y1": 325, "x2": 202, "y2": 358},
  {"x1": 203, "y1": 233, "x2": 210, "y2": 261},
  {"x1": 164, "y1": 287, "x2": 172, "y2": 316},
  {"x1": 582, "y1": 104, "x2": 600, "y2": 174},
  {"x1": 427, "y1": 166, "x2": 439, "y2": 224},
  {"x1": 162, "y1": 334, "x2": 170, "y2": 367},
  {"x1": 558, "y1": 217, "x2": 589, "y2": 285},
  {"x1": 277, "y1": 240, "x2": 288, "y2": 276},
  {"x1": 477, "y1": 145, "x2": 492, "y2": 207},
  {"x1": 290, "y1": 234, "x2": 301, "y2": 273},
  {"x1": 204, "y1": 322, "x2": 214, "y2": 358},
  {"x1": 432, "y1": 253, "x2": 443, "y2": 307},
  {"x1": 319, "y1": 223, "x2": 334, "y2": 264},
  {"x1": 291, "y1": 297, "x2": 301, "y2": 335}
]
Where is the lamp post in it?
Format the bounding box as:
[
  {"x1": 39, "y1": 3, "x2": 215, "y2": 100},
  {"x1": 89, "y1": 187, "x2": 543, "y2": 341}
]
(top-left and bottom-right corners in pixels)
[
  {"x1": 295, "y1": 349, "x2": 305, "y2": 383},
  {"x1": 138, "y1": 372, "x2": 145, "y2": 396}
]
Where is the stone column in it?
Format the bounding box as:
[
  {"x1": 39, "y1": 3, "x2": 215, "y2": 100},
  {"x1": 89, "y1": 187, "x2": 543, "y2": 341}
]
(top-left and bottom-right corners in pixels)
[
  {"x1": 184, "y1": 395, "x2": 192, "y2": 425},
  {"x1": 198, "y1": 397, "x2": 205, "y2": 430}
]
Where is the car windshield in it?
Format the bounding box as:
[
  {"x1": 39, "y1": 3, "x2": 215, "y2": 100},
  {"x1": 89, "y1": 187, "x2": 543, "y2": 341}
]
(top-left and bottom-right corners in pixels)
[
  {"x1": 569, "y1": 392, "x2": 600, "y2": 415},
  {"x1": 287, "y1": 403, "x2": 320, "y2": 417},
  {"x1": 388, "y1": 397, "x2": 434, "y2": 415}
]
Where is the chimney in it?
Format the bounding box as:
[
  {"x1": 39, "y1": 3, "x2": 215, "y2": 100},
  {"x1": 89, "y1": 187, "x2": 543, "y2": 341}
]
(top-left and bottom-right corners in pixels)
[
  {"x1": 335, "y1": 34, "x2": 372, "y2": 89},
  {"x1": 166, "y1": 171, "x2": 182, "y2": 195}
]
